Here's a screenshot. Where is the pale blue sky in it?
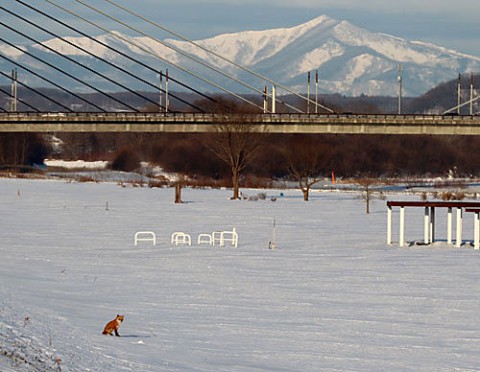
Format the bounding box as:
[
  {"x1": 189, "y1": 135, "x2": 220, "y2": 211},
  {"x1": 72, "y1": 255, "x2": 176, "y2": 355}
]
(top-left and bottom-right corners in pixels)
[{"x1": 1, "y1": 0, "x2": 479, "y2": 55}]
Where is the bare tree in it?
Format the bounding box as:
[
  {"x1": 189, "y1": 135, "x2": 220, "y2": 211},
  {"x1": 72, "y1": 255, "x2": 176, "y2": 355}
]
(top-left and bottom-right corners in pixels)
[
  {"x1": 0, "y1": 133, "x2": 47, "y2": 166},
  {"x1": 286, "y1": 136, "x2": 325, "y2": 201},
  {"x1": 356, "y1": 177, "x2": 385, "y2": 214},
  {"x1": 208, "y1": 113, "x2": 267, "y2": 199}
]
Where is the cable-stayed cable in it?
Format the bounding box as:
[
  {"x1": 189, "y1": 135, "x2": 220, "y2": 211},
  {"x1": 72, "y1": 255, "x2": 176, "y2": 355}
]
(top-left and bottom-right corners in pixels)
[
  {"x1": 41, "y1": 0, "x2": 264, "y2": 112},
  {"x1": 1, "y1": 6, "x2": 164, "y2": 112},
  {"x1": 0, "y1": 41, "x2": 106, "y2": 112},
  {"x1": 11, "y1": 0, "x2": 209, "y2": 112},
  {"x1": 100, "y1": 0, "x2": 335, "y2": 113},
  {"x1": 0, "y1": 70, "x2": 72, "y2": 111},
  {"x1": 73, "y1": 0, "x2": 270, "y2": 102},
  {"x1": 1, "y1": 23, "x2": 140, "y2": 112},
  {"x1": 0, "y1": 86, "x2": 40, "y2": 112},
  {"x1": 0, "y1": 22, "x2": 139, "y2": 112},
  {"x1": 73, "y1": 0, "x2": 288, "y2": 112}
]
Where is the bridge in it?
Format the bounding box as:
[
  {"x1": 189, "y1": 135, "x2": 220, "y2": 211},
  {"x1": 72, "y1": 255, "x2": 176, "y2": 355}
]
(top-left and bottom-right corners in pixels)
[
  {"x1": 1, "y1": 1, "x2": 479, "y2": 137},
  {"x1": 1, "y1": 112, "x2": 480, "y2": 135}
]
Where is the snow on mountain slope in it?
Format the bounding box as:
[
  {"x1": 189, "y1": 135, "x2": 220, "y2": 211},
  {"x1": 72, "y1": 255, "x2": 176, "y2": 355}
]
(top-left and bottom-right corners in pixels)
[
  {"x1": 331, "y1": 21, "x2": 437, "y2": 65},
  {"x1": 1, "y1": 44, "x2": 26, "y2": 59},
  {"x1": 171, "y1": 15, "x2": 338, "y2": 68},
  {"x1": 2, "y1": 15, "x2": 480, "y2": 96},
  {"x1": 296, "y1": 41, "x2": 345, "y2": 76}
]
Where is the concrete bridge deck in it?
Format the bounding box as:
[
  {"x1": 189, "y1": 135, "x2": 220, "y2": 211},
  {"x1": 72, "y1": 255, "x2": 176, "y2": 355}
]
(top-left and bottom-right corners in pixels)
[{"x1": 1, "y1": 112, "x2": 480, "y2": 135}]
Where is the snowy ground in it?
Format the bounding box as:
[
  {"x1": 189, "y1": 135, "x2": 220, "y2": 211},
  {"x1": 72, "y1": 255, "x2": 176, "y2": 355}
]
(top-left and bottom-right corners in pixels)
[{"x1": 2, "y1": 178, "x2": 480, "y2": 371}]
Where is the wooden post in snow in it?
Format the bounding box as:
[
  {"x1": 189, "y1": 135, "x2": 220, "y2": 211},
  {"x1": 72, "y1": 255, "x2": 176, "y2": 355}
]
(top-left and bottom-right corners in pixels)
[{"x1": 174, "y1": 182, "x2": 182, "y2": 204}]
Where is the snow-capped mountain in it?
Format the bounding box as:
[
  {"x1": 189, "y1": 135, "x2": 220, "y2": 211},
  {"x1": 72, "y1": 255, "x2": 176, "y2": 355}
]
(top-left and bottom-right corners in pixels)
[{"x1": 2, "y1": 15, "x2": 480, "y2": 96}]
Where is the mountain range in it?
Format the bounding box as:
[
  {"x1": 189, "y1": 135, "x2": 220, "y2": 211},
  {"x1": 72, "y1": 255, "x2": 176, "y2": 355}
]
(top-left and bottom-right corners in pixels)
[{"x1": 1, "y1": 15, "x2": 480, "y2": 97}]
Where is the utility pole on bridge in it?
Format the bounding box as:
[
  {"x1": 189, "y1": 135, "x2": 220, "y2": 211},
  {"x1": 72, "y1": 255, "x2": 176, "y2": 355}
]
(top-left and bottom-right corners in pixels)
[
  {"x1": 397, "y1": 64, "x2": 402, "y2": 115},
  {"x1": 159, "y1": 70, "x2": 163, "y2": 113},
  {"x1": 10, "y1": 68, "x2": 18, "y2": 112},
  {"x1": 470, "y1": 72, "x2": 474, "y2": 115},
  {"x1": 458, "y1": 74, "x2": 462, "y2": 115}
]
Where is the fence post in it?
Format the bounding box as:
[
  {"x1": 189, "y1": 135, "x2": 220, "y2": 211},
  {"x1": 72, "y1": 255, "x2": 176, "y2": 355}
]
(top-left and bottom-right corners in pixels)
[
  {"x1": 474, "y1": 212, "x2": 480, "y2": 250},
  {"x1": 424, "y1": 207, "x2": 429, "y2": 244},
  {"x1": 387, "y1": 205, "x2": 392, "y2": 245},
  {"x1": 447, "y1": 207, "x2": 453, "y2": 245},
  {"x1": 399, "y1": 207, "x2": 405, "y2": 247},
  {"x1": 456, "y1": 208, "x2": 463, "y2": 248}
]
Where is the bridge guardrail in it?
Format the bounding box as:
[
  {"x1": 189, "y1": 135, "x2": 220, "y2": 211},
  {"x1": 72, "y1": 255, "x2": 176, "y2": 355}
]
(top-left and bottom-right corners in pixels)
[
  {"x1": 1, "y1": 112, "x2": 480, "y2": 135},
  {"x1": 0, "y1": 112, "x2": 479, "y2": 121}
]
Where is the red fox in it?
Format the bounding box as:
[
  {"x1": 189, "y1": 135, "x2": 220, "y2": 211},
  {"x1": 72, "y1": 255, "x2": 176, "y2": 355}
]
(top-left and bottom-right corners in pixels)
[{"x1": 102, "y1": 314, "x2": 124, "y2": 336}]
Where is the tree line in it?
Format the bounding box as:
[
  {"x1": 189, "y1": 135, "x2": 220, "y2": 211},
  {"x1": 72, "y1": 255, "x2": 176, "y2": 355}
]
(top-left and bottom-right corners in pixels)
[
  {"x1": 2, "y1": 75, "x2": 480, "y2": 196},
  {"x1": 12, "y1": 131, "x2": 479, "y2": 178}
]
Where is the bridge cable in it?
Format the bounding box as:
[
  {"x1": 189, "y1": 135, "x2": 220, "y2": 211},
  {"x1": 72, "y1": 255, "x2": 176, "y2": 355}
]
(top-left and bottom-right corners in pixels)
[
  {"x1": 1, "y1": 25, "x2": 141, "y2": 113},
  {"x1": 443, "y1": 95, "x2": 480, "y2": 115},
  {"x1": 71, "y1": 0, "x2": 288, "y2": 112},
  {"x1": 100, "y1": 0, "x2": 336, "y2": 114},
  {"x1": 72, "y1": 0, "x2": 299, "y2": 113},
  {"x1": 0, "y1": 24, "x2": 131, "y2": 113},
  {"x1": 24, "y1": 0, "x2": 228, "y2": 112},
  {"x1": 0, "y1": 21, "x2": 139, "y2": 112},
  {"x1": 0, "y1": 70, "x2": 73, "y2": 111},
  {"x1": 0, "y1": 6, "x2": 167, "y2": 112},
  {"x1": 11, "y1": 0, "x2": 210, "y2": 113},
  {"x1": 0, "y1": 86, "x2": 41, "y2": 112},
  {"x1": 0, "y1": 41, "x2": 107, "y2": 112},
  {"x1": 41, "y1": 0, "x2": 265, "y2": 112}
]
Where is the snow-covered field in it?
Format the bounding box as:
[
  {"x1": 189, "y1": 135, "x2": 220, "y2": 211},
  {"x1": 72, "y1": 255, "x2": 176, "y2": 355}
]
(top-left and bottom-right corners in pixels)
[{"x1": 2, "y1": 178, "x2": 480, "y2": 371}]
